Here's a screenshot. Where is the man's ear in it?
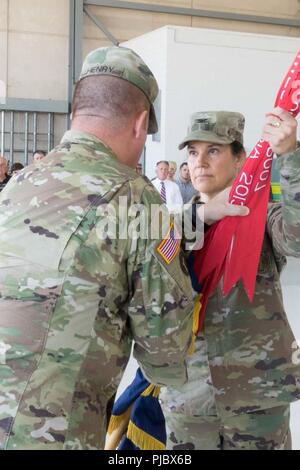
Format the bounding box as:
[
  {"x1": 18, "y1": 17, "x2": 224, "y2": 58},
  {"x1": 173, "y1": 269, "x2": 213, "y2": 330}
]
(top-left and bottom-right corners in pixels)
[{"x1": 133, "y1": 110, "x2": 149, "y2": 139}]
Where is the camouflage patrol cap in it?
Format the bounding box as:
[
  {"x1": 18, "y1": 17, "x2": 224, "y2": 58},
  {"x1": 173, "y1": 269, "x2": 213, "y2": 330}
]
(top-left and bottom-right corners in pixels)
[
  {"x1": 79, "y1": 46, "x2": 159, "y2": 134},
  {"x1": 179, "y1": 111, "x2": 245, "y2": 150}
]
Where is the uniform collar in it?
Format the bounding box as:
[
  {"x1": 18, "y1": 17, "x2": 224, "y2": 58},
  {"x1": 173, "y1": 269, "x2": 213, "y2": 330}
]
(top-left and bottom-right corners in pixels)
[{"x1": 61, "y1": 130, "x2": 117, "y2": 159}]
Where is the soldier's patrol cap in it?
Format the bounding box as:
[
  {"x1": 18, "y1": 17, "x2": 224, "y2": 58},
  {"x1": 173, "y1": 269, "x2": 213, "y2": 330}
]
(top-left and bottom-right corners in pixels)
[
  {"x1": 78, "y1": 46, "x2": 159, "y2": 134},
  {"x1": 179, "y1": 111, "x2": 245, "y2": 150}
]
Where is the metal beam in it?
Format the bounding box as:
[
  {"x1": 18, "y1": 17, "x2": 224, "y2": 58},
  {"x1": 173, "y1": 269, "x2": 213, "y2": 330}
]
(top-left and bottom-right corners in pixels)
[
  {"x1": 84, "y1": 0, "x2": 300, "y2": 28},
  {"x1": 69, "y1": 0, "x2": 75, "y2": 110},
  {"x1": 69, "y1": 0, "x2": 83, "y2": 112},
  {"x1": 74, "y1": 0, "x2": 84, "y2": 83},
  {"x1": 0, "y1": 98, "x2": 69, "y2": 113},
  {"x1": 84, "y1": 6, "x2": 119, "y2": 45}
]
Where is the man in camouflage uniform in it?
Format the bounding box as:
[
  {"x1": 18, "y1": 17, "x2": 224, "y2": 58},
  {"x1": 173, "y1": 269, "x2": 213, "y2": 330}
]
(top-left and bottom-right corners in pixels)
[
  {"x1": 0, "y1": 47, "x2": 248, "y2": 451},
  {"x1": 0, "y1": 46, "x2": 197, "y2": 451},
  {"x1": 0, "y1": 48, "x2": 197, "y2": 449},
  {"x1": 160, "y1": 109, "x2": 300, "y2": 450}
]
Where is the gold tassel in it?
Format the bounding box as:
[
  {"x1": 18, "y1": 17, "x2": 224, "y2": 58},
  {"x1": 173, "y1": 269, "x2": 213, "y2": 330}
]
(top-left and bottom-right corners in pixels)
[
  {"x1": 127, "y1": 420, "x2": 166, "y2": 450},
  {"x1": 141, "y1": 384, "x2": 155, "y2": 397},
  {"x1": 141, "y1": 384, "x2": 161, "y2": 398},
  {"x1": 105, "y1": 383, "x2": 162, "y2": 450},
  {"x1": 105, "y1": 407, "x2": 132, "y2": 450},
  {"x1": 188, "y1": 294, "x2": 202, "y2": 356}
]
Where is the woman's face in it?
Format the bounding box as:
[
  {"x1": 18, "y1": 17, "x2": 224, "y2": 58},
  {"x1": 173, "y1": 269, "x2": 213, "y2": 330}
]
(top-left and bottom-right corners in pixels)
[
  {"x1": 168, "y1": 164, "x2": 177, "y2": 179},
  {"x1": 187, "y1": 141, "x2": 244, "y2": 200}
]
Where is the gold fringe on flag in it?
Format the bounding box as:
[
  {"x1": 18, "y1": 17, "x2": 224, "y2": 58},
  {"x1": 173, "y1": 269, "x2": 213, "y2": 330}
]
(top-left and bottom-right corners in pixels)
[
  {"x1": 127, "y1": 420, "x2": 166, "y2": 451},
  {"x1": 105, "y1": 407, "x2": 131, "y2": 450},
  {"x1": 141, "y1": 384, "x2": 161, "y2": 398},
  {"x1": 188, "y1": 293, "x2": 202, "y2": 356}
]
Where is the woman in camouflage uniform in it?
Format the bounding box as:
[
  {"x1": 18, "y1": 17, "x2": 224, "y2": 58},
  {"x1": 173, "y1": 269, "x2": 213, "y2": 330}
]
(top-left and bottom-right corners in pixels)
[{"x1": 160, "y1": 108, "x2": 300, "y2": 450}]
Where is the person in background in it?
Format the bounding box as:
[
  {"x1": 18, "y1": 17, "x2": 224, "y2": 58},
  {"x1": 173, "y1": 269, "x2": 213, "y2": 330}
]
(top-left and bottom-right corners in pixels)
[
  {"x1": 33, "y1": 150, "x2": 46, "y2": 162},
  {"x1": 135, "y1": 162, "x2": 143, "y2": 175},
  {"x1": 167, "y1": 161, "x2": 177, "y2": 181},
  {"x1": 10, "y1": 162, "x2": 24, "y2": 176},
  {"x1": 0, "y1": 156, "x2": 11, "y2": 192},
  {"x1": 176, "y1": 162, "x2": 198, "y2": 204},
  {"x1": 152, "y1": 160, "x2": 183, "y2": 212}
]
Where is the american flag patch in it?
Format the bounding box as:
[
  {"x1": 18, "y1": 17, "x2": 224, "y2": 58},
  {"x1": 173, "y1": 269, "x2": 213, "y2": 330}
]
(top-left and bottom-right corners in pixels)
[{"x1": 157, "y1": 223, "x2": 181, "y2": 264}]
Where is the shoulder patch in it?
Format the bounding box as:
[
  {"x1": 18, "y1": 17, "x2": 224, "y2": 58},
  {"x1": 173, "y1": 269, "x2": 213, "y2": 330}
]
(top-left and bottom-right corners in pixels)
[{"x1": 156, "y1": 223, "x2": 181, "y2": 265}]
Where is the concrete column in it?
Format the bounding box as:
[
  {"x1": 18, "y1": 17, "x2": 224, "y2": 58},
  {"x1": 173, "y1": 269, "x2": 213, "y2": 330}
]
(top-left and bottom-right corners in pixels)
[{"x1": 0, "y1": 0, "x2": 8, "y2": 99}]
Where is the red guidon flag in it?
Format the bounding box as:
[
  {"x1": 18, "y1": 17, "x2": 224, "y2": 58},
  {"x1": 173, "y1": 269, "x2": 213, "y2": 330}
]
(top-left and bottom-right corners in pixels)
[{"x1": 193, "y1": 50, "x2": 300, "y2": 332}]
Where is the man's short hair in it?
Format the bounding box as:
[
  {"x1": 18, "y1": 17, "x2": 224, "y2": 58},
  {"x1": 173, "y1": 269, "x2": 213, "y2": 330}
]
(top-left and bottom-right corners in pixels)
[
  {"x1": 11, "y1": 162, "x2": 24, "y2": 173},
  {"x1": 180, "y1": 162, "x2": 188, "y2": 170},
  {"x1": 77, "y1": 46, "x2": 159, "y2": 134},
  {"x1": 72, "y1": 75, "x2": 150, "y2": 131},
  {"x1": 34, "y1": 150, "x2": 46, "y2": 157},
  {"x1": 156, "y1": 161, "x2": 169, "y2": 167}
]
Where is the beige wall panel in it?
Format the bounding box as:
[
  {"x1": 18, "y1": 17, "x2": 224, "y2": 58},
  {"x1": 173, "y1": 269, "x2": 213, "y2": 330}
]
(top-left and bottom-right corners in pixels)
[
  {"x1": 193, "y1": 0, "x2": 300, "y2": 20},
  {"x1": 150, "y1": 11, "x2": 191, "y2": 29},
  {"x1": 0, "y1": 0, "x2": 8, "y2": 30},
  {"x1": 0, "y1": 0, "x2": 8, "y2": 97},
  {"x1": 8, "y1": 0, "x2": 69, "y2": 36},
  {"x1": 83, "y1": 4, "x2": 300, "y2": 63},
  {"x1": 8, "y1": 32, "x2": 68, "y2": 100},
  {"x1": 84, "y1": 6, "x2": 191, "y2": 43},
  {"x1": 118, "y1": 0, "x2": 192, "y2": 6},
  {"x1": 287, "y1": 27, "x2": 300, "y2": 38},
  {"x1": 0, "y1": 31, "x2": 7, "y2": 96},
  {"x1": 192, "y1": 16, "x2": 300, "y2": 37},
  {"x1": 83, "y1": 39, "x2": 113, "y2": 59}
]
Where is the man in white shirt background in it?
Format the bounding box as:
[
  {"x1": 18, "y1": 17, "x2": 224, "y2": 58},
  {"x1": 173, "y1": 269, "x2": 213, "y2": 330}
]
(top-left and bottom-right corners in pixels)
[{"x1": 152, "y1": 160, "x2": 183, "y2": 212}]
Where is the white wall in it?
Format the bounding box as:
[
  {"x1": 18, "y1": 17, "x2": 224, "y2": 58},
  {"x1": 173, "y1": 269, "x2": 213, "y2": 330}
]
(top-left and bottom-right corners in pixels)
[
  {"x1": 123, "y1": 28, "x2": 169, "y2": 177},
  {"x1": 124, "y1": 26, "x2": 300, "y2": 179}
]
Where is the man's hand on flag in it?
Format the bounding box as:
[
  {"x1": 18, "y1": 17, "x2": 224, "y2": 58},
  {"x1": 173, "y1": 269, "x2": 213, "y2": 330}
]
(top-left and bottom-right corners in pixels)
[
  {"x1": 262, "y1": 107, "x2": 298, "y2": 156},
  {"x1": 197, "y1": 187, "x2": 250, "y2": 226}
]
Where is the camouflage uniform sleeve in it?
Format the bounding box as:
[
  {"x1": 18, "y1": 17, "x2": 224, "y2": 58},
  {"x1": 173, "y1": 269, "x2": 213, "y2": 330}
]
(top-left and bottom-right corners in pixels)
[
  {"x1": 127, "y1": 181, "x2": 194, "y2": 387},
  {"x1": 267, "y1": 147, "x2": 300, "y2": 258},
  {"x1": 181, "y1": 196, "x2": 205, "y2": 254}
]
